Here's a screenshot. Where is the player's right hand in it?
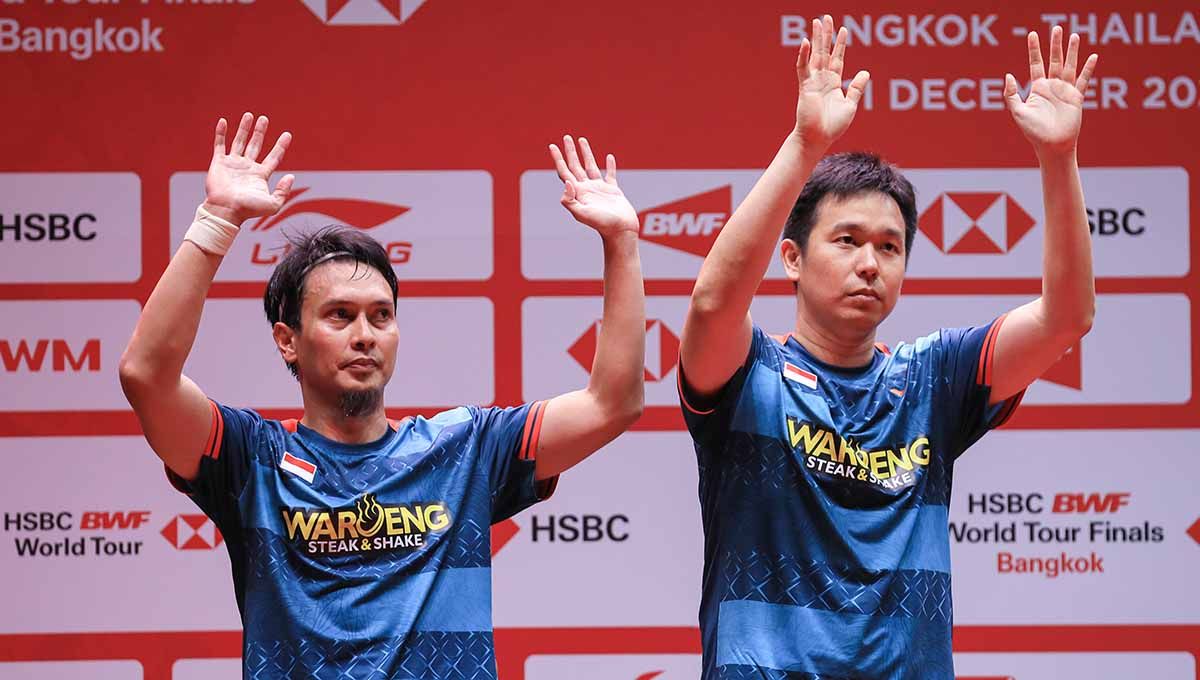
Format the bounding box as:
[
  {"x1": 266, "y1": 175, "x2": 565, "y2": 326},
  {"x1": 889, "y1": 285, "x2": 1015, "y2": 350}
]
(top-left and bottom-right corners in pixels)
[
  {"x1": 793, "y1": 15, "x2": 870, "y2": 152},
  {"x1": 203, "y1": 112, "x2": 295, "y2": 225}
]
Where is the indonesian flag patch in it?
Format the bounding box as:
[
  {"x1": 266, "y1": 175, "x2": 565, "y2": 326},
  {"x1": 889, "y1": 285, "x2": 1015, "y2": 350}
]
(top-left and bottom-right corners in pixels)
[
  {"x1": 280, "y1": 451, "x2": 317, "y2": 484},
  {"x1": 783, "y1": 362, "x2": 818, "y2": 389}
]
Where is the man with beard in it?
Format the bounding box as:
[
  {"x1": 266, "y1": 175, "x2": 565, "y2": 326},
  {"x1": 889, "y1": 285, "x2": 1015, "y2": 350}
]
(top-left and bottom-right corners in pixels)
[
  {"x1": 677, "y1": 16, "x2": 1098, "y2": 679},
  {"x1": 119, "y1": 115, "x2": 645, "y2": 678}
]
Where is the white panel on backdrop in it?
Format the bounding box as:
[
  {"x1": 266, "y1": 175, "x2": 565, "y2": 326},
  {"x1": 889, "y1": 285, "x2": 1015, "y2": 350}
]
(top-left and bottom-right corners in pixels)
[
  {"x1": 0, "y1": 437, "x2": 240, "y2": 633},
  {"x1": 950, "y1": 430, "x2": 1200, "y2": 625},
  {"x1": 491, "y1": 432, "x2": 702, "y2": 627},
  {"x1": 525, "y1": 654, "x2": 702, "y2": 680},
  {"x1": 872, "y1": 294, "x2": 1191, "y2": 404},
  {"x1": 185, "y1": 298, "x2": 493, "y2": 408},
  {"x1": 169, "y1": 171, "x2": 493, "y2": 281},
  {"x1": 952, "y1": 652, "x2": 1195, "y2": 679},
  {"x1": 0, "y1": 300, "x2": 141, "y2": 411},
  {"x1": 524, "y1": 295, "x2": 1191, "y2": 407},
  {"x1": 522, "y1": 297, "x2": 689, "y2": 408},
  {"x1": 521, "y1": 168, "x2": 1188, "y2": 280},
  {"x1": 172, "y1": 659, "x2": 240, "y2": 680},
  {"x1": 0, "y1": 173, "x2": 141, "y2": 283},
  {"x1": 906, "y1": 167, "x2": 1189, "y2": 278},
  {"x1": 0, "y1": 661, "x2": 142, "y2": 680},
  {"x1": 521, "y1": 170, "x2": 772, "y2": 281}
]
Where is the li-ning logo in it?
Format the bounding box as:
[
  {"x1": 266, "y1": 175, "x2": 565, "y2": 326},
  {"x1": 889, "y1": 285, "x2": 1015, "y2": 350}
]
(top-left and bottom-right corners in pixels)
[
  {"x1": 246, "y1": 187, "x2": 412, "y2": 265},
  {"x1": 280, "y1": 493, "x2": 452, "y2": 556},
  {"x1": 299, "y1": 0, "x2": 430, "y2": 25},
  {"x1": 918, "y1": 192, "x2": 1036, "y2": 254},
  {"x1": 568, "y1": 319, "x2": 679, "y2": 382}
]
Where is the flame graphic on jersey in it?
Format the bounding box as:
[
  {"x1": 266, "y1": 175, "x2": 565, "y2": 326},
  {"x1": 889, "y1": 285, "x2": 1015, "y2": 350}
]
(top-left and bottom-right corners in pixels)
[
  {"x1": 250, "y1": 187, "x2": 410, "y2": 233},
  {"x1": 356, "y1": 493, "x2": 386, "y2": 537}
]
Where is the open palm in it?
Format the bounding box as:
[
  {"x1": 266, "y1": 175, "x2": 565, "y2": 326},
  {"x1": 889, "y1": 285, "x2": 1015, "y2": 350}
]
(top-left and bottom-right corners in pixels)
[
  {"x1": 794, "y1": 15, "x2": 870, "y2": 151},
  {"x1": 1005, "y1": 28, "x2": 1098, "y2": 155},
  {"x1": 549, "y1": 135, "x2": 638, "y2": 238},
  {"x1": 204, "y1": 112, "x2": 295, "y2": 223}
]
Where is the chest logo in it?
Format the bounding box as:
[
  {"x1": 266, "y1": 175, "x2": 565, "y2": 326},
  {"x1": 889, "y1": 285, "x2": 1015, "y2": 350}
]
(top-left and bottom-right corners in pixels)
[
  {"x1": 787, "y1": 417, "x2": 931, "y2": 491},
  {"x1": 280, "y1": 493, "x2": 453, "y2": 556}
]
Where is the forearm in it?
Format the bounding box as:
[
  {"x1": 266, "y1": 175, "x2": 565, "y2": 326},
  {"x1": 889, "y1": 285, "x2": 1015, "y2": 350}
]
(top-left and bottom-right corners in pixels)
[
  {"x1": 691, "y1": 133, "x2": 822, "y2": 316},
  {"x1": 1036, "y1": 151, "x2": 1095, "y2": 334},
  {"x1": 120, "y1": 231, "x2": 227, "y2": 391},
  {"x1": 586, "y1": 231, "x2": 645, "y2": 419}
]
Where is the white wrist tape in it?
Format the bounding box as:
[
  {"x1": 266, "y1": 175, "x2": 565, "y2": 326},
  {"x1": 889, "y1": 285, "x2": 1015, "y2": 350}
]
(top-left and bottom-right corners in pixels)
[{"x1": 184, "y1": 205, "x2": 240, "y2": 256}]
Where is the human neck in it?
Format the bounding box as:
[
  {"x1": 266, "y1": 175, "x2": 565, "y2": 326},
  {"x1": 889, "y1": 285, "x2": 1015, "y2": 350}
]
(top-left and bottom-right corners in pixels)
[
  {"x1": 791, "y1": 308, "x2": 877, "y2": 369},
  {"x1": 298, "y1": 390, "x2": 389, "y2": 444}
]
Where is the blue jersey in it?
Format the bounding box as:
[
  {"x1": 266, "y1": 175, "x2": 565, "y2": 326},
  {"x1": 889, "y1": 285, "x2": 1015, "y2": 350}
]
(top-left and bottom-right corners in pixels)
[
  {"x1": 679, "y1": 318, "x2": 1022, "y2": 680},
  {"x1": 168, "y1": 400, "x2": 556, "y2": 679}
]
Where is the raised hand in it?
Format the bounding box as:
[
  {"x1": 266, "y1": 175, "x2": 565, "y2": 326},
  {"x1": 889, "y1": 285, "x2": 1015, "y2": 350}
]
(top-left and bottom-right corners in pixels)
[
  {"x1": 794, "y1": 14, "x2": 870, "y2": 151},
  {"x1": 1004, "y1": 27, "x2": 1098, "y2": 157},
  {"x1": 549, "y1": 135, "x2": 638, "y2": 239},
  {"x1": 204, "y1": 112, "x2": 295, "y2": 224}
]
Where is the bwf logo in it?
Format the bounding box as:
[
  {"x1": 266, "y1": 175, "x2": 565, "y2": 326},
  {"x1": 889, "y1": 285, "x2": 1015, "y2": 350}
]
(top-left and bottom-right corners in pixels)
[
  {"x1": 637, "y1": 186, "x2": 731, "y2": 257},
  {"x1": 299, "y1": 0, "x2": 430, "y2": 25}
]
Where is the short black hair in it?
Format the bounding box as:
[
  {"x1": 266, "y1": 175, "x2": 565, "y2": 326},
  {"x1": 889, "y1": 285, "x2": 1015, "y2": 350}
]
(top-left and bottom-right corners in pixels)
[
  {"x1": 263, "y1": 226, "x2": 398, "y2": 377},
  {"x1": 781, "y1": 152, "x2": 918, "y2": 256}
]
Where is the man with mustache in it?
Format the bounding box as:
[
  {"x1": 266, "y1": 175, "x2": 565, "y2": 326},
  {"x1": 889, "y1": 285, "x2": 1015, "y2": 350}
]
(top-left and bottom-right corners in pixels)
[
  {"x1": 677, "y1": 16, "x2": 1098, "y2": 679},
  {"x1": 119, "y1": 119, "x2": 645, "y2": 678}
]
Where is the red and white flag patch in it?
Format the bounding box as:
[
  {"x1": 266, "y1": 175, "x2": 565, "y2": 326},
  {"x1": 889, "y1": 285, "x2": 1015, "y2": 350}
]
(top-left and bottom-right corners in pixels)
[
  {"x1": 280, "y1": 451, "x2": 317, "y2": 484},
  {"x1": 783, "y1": 362, "x2": 818, "y2": 389}
]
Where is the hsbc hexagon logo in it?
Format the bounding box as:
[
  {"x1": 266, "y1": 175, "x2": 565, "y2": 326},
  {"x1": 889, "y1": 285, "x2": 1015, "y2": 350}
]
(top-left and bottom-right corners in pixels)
[
  {"x1": 490, "y1": 519, "x2": 519, "y2": 558},
  {"x1": 568, "y1": 319, "x2": 680, "y2": 382},
  {"x1": 161, "y1": 514, "x2": 223, "y2": 551},
  {"x1": 918, "y1": 192, "x2": 1036, "y2": 254},
  {"x1": 637, "y1": 186, "x2": 731, "y2": 257},
  {"x1": 1041, "y1": 341, "x2": 1082, "y2": 390},
  {"x1": 299, "y1": 0, "x2": 430, "y2": 25}
]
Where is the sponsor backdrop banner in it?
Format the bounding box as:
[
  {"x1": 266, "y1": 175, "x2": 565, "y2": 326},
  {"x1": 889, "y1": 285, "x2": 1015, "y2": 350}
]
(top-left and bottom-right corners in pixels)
[{"x1": 1, "y1": 0, "x2": 1197, "y2": 678}]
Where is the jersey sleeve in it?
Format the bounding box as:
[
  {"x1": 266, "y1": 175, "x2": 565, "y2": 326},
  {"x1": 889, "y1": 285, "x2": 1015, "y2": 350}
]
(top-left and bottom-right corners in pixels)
[
  {"x1": 470, "y1": 401, "x2": 557, "y2": 523},
  {"x1": 164, "y1": 400, "x2": 267, "y2": 535},
  {"x1": 678, "y1": 324, "x2": 776, "y2": 445},
  {"x1": 937, "y1": 314, "x2": 1025, "y2": 458}
]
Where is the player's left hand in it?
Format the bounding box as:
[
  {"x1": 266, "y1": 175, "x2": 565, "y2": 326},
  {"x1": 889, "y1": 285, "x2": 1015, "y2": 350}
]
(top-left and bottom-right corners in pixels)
[
  {"x1": 549, "y1": 135, "x2": 639, "y2": 239},
  {"x1": 1004, "y1": 26, "x2": 1098, "y2": 157}
]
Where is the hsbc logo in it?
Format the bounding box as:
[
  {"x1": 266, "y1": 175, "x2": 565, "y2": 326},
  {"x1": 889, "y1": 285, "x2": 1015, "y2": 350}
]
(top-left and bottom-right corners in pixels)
[
  {"x1": 0, "y1": 339, "x2": 99, "y2": 373},
  {"x1": 160, "y1": 514, "x2": 223, "y2": 551},
  {"x1": 918, "y1": 192, "x2": 1036, "y2": 254},
  {"x1": 490, "y1": 519, "x2": 519, "y2": 557},
  {"x1": 568, "y1": 319, "x2": 680, "y2": 382},
  {"x1": 246, "y1": 186, "x2": 413, "y2": 266},
  {"x1": 1041, "y1": 342, "x2": 1081, "y2": 390},
  {"x1": 299, "y1": 0, "x2": 430, "y2": 25},
  {"x1": 637, "y1": 186, "x2": 731, "y2": 257}
]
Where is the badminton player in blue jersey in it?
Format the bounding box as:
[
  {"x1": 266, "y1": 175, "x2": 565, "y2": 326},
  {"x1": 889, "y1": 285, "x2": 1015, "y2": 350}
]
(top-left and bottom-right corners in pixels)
[
  {"x1": 677, "y1": 16, "x2": 1098, "y2": 679},
  {"x1": 119, "y1": 118, "x2": 645, "y2": 679}
]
